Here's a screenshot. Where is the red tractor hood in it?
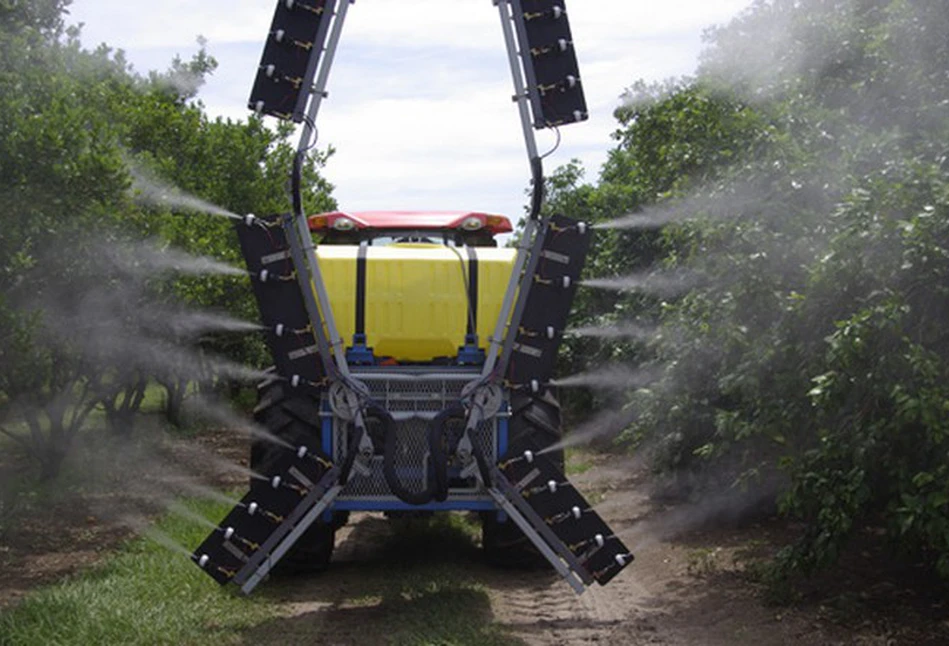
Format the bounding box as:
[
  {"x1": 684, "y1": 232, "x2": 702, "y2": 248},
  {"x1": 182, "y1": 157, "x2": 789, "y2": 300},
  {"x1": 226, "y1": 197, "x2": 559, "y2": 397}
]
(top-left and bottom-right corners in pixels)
[{"x1": 308, "y1": 210, "x2": 513, "y2": 235}]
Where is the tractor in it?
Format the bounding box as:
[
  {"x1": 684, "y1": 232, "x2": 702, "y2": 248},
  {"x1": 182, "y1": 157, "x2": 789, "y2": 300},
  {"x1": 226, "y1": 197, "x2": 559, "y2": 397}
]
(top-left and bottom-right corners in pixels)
[{"x1": 192, "y1": 0, "x2": 633, "y2": 595}]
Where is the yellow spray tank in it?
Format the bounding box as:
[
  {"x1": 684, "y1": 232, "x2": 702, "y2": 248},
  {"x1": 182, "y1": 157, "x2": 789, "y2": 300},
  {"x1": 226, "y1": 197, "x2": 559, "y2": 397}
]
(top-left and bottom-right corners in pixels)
[{"x1": 316, "y1": 243, "x2": 516, "y2": 362}]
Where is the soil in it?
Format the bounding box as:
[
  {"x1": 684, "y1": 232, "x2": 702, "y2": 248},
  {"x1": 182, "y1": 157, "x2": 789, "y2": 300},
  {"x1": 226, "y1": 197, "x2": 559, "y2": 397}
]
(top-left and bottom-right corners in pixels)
[{"x1": 2, "y1": 433, "x2": 948, "y2": 644}]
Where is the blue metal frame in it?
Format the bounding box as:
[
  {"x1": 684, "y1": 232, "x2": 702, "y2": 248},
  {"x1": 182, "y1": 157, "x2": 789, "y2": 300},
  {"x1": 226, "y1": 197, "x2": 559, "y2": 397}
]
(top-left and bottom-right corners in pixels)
[
  {"x1": 334, "y1": 499, "x2": 496, "y2": 512},
  {"x1": 321, "y1": 384, "x2": 509, "y2": 515}
]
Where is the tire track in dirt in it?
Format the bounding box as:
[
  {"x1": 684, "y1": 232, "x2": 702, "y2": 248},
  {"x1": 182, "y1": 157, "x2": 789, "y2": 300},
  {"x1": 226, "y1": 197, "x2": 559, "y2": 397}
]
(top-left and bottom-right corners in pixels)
[
  {"x1": 240, "y1": 451, "x2": 935, "y2": 645},
  {"x1": 484, "y1": 453, "x2": 670, "y2": 645}
]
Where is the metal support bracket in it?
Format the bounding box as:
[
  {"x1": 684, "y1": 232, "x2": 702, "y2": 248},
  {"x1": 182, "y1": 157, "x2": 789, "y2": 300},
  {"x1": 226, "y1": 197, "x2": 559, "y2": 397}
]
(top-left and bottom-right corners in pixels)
[{"x1": 234, "y1": 467, "x2": 344, "y2": 593}]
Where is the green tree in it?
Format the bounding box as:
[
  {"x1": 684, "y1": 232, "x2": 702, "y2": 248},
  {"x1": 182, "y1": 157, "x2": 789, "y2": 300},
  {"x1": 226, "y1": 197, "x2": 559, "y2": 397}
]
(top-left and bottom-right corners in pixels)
[
  {"x1": 0, "y1": 2, "x2": 336, "y2": 475},
  {"x1": 553, "y1": 0, "x2": 949, "y2": 580}
]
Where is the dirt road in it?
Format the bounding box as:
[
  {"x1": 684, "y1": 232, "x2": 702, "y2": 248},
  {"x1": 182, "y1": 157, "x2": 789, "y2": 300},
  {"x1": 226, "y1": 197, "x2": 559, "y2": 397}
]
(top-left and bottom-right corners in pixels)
[
  {"x1": 240, "y1": 453, "x2": 892, "y2": 646},
  {"x1": 3, "y1": 435, "x2": 945, "y2": 644}
]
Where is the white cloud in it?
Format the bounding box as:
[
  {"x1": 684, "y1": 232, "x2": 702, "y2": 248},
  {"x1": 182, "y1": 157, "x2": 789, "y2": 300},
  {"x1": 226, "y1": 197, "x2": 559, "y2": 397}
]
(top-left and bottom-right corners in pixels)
[{"x1": 68, "y1": 0, "x2": 753, "y2": 219}]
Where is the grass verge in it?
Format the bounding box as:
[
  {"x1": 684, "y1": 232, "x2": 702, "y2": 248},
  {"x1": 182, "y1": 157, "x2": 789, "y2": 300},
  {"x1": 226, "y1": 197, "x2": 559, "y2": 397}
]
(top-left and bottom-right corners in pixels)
[
  {"x1": 246, "y1": 513, "x2": 522, "y2": 646},
  {"x1": 0, "y1": 498, "x2": 279, "y2": 646}
]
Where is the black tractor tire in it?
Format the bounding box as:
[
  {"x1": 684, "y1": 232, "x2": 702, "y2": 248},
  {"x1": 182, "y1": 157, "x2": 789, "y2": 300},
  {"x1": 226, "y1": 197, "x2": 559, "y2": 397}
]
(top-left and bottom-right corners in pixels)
[
  {"x1": 481, "y1": 388, "x2": 564, "y2": 567},
  {"x1": 250, "y1": 378, "x2": 341, "y2": 573}
]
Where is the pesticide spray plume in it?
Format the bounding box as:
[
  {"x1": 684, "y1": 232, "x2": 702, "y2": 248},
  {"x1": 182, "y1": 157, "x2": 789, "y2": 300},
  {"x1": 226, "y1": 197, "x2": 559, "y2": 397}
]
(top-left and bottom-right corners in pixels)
[
  {"x1": 100, "y1": 240, "x2": 246, "y2": 277},
  {"x1": 550, "y1": 364, "x2": 660, "y2": 391},
  {"x1": 581, "y1": 269, "x2": 696, "y2": 298},
  {"x1": 144, "y1": 526, "x2": 197, "y2": 559},
  {"x1": 593, "y1": 207, "x2": 684, "y2": 231},
  {"x1": 164, "y1": 311, "x2": 264, "y2": 337},
  {"x1": 593, "y1": 174, "x2": 771, "y2": 231},
  {"x1": 611, "y1": 474, "x2": 785, "y2": 554},
  {"x1": 565, "y1": 323, "x2": 656, "y2": 342},
  {"x1": 184, "y1": 395, "x2": 294, "y2": 451},
  {"x1": 166, "y1": 500, "x2": 219, "y2": 531},
  {"x1": 115, "y1": 513, "x2": 193, "y2": 558},
  {"x1": 128, "y1": 163, "x2": 242, "y2": 221},
  {"x1": 201, "y1": 451, "x2": 268, "y2": 483},
  {"x1": 538, "y1": 406, "x2": 640, "y2": 456},
  {"x1": 158, "y1": 477, "x2": 243, "y2": 507}
]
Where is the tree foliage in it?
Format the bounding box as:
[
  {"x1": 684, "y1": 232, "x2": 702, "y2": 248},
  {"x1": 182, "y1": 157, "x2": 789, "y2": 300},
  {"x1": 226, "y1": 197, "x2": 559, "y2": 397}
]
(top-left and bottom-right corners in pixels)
[
  {"x1": 556, "y1": 0, "x2": 949, "y2": 580},
  {"x1": 0, "y1": 2, "x2": 335, "y2": 477}
]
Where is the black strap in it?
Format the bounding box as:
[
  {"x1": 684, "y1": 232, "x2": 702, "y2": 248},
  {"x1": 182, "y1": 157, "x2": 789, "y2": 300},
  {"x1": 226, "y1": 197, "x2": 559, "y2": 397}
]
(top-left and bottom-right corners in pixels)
[
  {"x1": 355, "y1": 242, "x2": 368, "y2": 337},
  {"x1": 465, "y1": 245, "x2": 478, "y2": 337}
]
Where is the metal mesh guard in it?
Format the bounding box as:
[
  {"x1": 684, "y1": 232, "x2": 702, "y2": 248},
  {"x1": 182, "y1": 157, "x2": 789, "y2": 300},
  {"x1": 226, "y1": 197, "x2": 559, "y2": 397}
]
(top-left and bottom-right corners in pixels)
[{"x1": 332, "y1": 374, "x2": 498, "y2": 501}]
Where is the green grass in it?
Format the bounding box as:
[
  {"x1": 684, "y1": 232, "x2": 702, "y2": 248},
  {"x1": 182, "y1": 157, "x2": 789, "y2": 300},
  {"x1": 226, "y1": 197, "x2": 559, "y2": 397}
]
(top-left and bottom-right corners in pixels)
[
  {"x1": 0, "y1": 507, "x2": 526, "y2": 646},
  {"x1": 247, "y1": 513, "x2": 522, "y2": 646},
  {"x1": 565, "y1": 448, "x2": 595, "y2": 476},
  {"x1": 0, "y1": 498, "x2": 279, "y2": 646}
]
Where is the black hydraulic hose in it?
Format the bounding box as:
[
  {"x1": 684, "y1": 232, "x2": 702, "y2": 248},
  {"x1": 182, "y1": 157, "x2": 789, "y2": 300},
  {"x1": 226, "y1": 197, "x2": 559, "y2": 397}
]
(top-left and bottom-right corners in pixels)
[
  {"x1": 428, "y1": 404, "x2": 467, "y2": 503},
  {"x1": 378, "y1": 405, "x2": 432, "y2": 505},
  {"x1": 370, "y1": 404, "x2": 466, "y2": 506},
  {"x1": 471, "y1": 440, "x2": 494, "y2": 490},
  {"x1": 339, "y1": 422, "x2": 364, "y2": 486},
  {"x1": 291, "y1": 151, "x2": 305, "y2": 218},
  {"x1": 528, "y1": 156, "x2": 545, "y2": 220}
]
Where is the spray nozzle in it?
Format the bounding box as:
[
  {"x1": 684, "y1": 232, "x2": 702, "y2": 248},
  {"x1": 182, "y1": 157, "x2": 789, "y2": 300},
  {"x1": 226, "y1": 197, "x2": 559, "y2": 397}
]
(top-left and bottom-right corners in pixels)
[
  {"x1": 562, "y1": 276, "x2": 572, "y2": 289},
  {"x1": 244, "y1": 213, "x2": 257, "y2": 227},
  {"x1": 254, "y1": 100, "x2": 265, "y2": 115},
  {"x1": 297, "y1": 446, "x2": 308, "y2": 459},
  {"x1": 615, "y1": 553, "x2": 630, "y2": 567},
  {"x1": 290, "y1": 375, "x2": 301, "y2": 388},
  {"x1": 271, "y1": 476, "x2": 282, "y2": 489},
  {"x1": 571, "y1": 506, "x2": 582, "y2": 520},
  {"x1": 547, "y1": 480, "x2": 558, "y2": 493},
  {"x1": 530, "y1": 379, "x2": 541, "y2": 393},
  {"x1": 595, "y1": 533, "x2": 605, "y2": 548},
  {"x1": 577, "y1": 222, "x2": 587, "y2": 235},
  {"x1": 259, "y1": 269, "x2": 270, "y2": 283},
  {"x1": 223, "y1": 527, "x2": 235, "y2": 541},
  {"x1": 247, "y1": 502, "x2": 259, "y2": 516},
  {"x1": 197, "y1": 554, "x2": 210, "y2": 569},
  {"x1": 275, "y1": 323, "x2": 285, "y2": 337},
  {"x1": 523, "y1": 450, "x2": 534, "y2": 464}
]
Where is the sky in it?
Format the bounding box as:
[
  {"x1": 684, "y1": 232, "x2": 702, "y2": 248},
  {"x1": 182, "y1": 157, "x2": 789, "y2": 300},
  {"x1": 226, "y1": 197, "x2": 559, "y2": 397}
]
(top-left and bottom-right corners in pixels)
[{"x1": 67, "y1": 0, "x2": 753, "y2": 221}]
